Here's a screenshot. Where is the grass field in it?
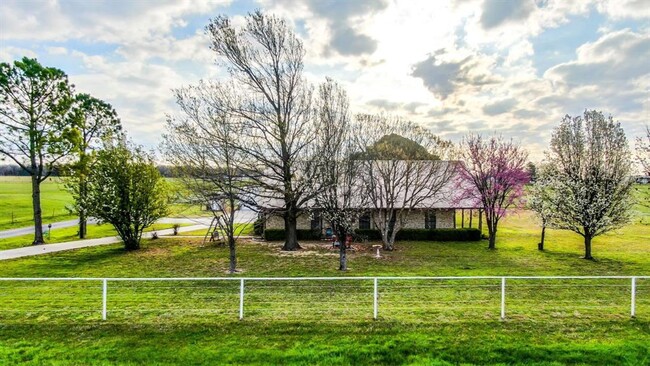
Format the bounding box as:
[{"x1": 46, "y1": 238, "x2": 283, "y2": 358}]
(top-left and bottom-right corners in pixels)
[
  {"x1": 0, "y1": 177, "x2": 210, "y2": 231},
  {"x1": 1, "y1": 179, "x2": 649, "y2": 364},
  {"x1": 0, "y1": 177, "x2": 75, "y2": 230},
  {"x1": 0, "y1": 208, "x2": 649, "y2": 365}
]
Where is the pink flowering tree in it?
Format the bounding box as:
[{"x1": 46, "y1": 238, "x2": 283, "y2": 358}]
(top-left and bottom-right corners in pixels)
[{"x1": 456, "y1": 134, "x2": 529, "y2": 249}]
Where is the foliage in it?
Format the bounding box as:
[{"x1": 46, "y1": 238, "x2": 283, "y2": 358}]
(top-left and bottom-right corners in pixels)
[
  {"x1": 86, "y1": 144, "x2": 170, "y2": 250},
  {"x1": 456, "y1": 134, "x2": 529, "y2": 249},
  {"x1": 62, "y1": 93, "x2": 123, "y2": 239},
  {"x1": 356, "y1": 228, "x2": 481, "y2": 241},
  {"x1": 263, "y1": 229, "x2": 322, "y2": 241},
  {"x1": 636, "y1": 125, "x2": 650, "y2": 208},
  {"x1": 0, "y1": 57, "x2": 76, "y2": 244},
  {"x1": 528, "y1": 164, "x2": 555, "y2": 249},
  {"x1": 543, "y1": 110, "x2": 634, "y2": 259}
]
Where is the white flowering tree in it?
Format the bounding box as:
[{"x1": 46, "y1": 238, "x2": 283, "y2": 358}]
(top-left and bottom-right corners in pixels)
[
  {"x1": 544, "y1": 110, "x2": 634, "y2": 259},
  {"x1": 635, "y1": 125, "x2": 649, "y2": 208},
  {"x1": 528, "y1": 165, "x2": 555, "y2": 250}
]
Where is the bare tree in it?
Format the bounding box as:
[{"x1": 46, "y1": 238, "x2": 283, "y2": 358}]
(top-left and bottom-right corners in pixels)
[
  {"x1": 162, "y1": 82, "x2": 251, "y2": 273},
  {"x1": 205, "y1": 11, "x2": 317, "y2": 251},
  {"x1": 0, "y1": 57, "x2": 74, "y2": 244},
  {"x1": 353, "y1": 114, "x2": 455, "y2": 251},
  {"x1": 312, "y1": 78, "x2": 363, "y2": 270},
  {"x1": 544, "y1": 110, "x2": 634, "y2": 259},
  {"x1": 457, "y1": 134, "x2": 529, "y2": 250}
]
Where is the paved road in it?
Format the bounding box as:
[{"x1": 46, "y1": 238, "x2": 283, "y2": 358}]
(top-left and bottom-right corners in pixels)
[
  {"x1": 0, "y1": 224, "x2": 209, "y2": 261},
  {"x1": 0, "y1": 209, "x2": 258, "y2": 239}
]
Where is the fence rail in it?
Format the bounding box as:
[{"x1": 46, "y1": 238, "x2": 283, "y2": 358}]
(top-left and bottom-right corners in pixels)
[{"x1": 1, "y1": 276, "x2": 647, "y2": 321}]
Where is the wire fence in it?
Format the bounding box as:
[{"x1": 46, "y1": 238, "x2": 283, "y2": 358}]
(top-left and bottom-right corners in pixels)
[{"x1": 0, "y1": 276, "x2": 647, "y2": 323}]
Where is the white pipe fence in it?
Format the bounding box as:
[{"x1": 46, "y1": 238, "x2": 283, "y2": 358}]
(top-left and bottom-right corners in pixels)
[{"x1": 0, "y1": 276, "x2": 646, "y2": 321}]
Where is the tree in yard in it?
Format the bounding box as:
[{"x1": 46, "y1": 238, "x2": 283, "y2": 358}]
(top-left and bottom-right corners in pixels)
[
  {"x1": 528, "y1": 165, "x2": 554, "y2": 251},
  {"x1": 543, "y1": 110, "x2": 634, "y2": 260},
  {"x1": 205, "y1": 11, "x2": 317, "y2": 251},
  {"x1": 526, "y1": 161, "x2": 537, "y2": 183},
  {"x1": 457, "y1": 134, "x2": 529, "y2": 250},
  {"x1": 635, "y1": 125, "x2": 649, "y2": 208},
  {"x1": 162, "y1": 81, "x2": 251, "y2": 273},
  {"x1": 63, "y1": 94, "x2": 122, "y2": 239},
  {"x1": 0, "y1": 57, "x2": 75, "y2": 244},
  {"x1": 311, "y1": 78, "x2": 362, "y2": 270},
  {"x1": 86, "y1": 143, "x2": 170, "y2": 251},
  {"x1": 353, "y1": 114, "x2": 455, "y2": 251}
]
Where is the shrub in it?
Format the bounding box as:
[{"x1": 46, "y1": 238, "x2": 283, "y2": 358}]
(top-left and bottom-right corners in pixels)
[
  {"x1": 253, "y1": 217, "x2": 265, "y2": 236},
  {"x1": 263, "y1": 229, "x2": 322, "y2": 241},
  {"x1": 353, "y1": 228, "x2": 481, "y2": 242}
]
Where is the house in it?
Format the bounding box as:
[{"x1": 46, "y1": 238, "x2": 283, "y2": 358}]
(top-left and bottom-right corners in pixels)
[{"x1": 258, "y1": 160, "x2": 481, "y2": 235}]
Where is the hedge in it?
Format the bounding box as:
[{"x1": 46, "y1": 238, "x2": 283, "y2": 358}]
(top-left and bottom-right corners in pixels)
[
  {"x1": 263, "y1": 228, "x2": 481, "y2": 242},
  {"x1": 355, "y1": 228, "x2": 481, "y2": 242},
  {"x1": 263, "y1": 229, "x2": 322, "y2": 241}
]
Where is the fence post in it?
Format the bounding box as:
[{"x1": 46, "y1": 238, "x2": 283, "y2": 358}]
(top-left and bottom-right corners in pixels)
[
  {"x1": 239, "y1": 278, "x2": 245, "y2": 320},
  {"x1": 500, "y1": 277, "x2": 506, "y2": 320},
  {"x1": 631, "y1": 277, "x2": 636, "y2": 318},
  {"x1": 373, "y1": 278, "x2": 378, "y2": 320},
  {"x1": 102, "y1": 279, "x2": 107, "y2": 321}
]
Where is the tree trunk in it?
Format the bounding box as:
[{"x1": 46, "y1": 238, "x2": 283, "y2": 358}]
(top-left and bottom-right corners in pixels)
[
  {"x1": 229, "y1": 236, "x2": 237, "y2": 273},
  {"x1": 478, "y1": 209, "x2": 483, "y2": 233},
  {"x1": 78, "y1": 180, "x2": 87, "y2": 239},
  {"x1": 461, "y1": 209, "x2": 465, "y2": 228},
  {"x1": 79, "y1": 212, "x2": 87, "y2": 239},
  {"x1": 338, "y1": 226, "x2": 347, "y2": 271},
  {"x1": 583, "y1": 235, "x2": 593, "y2": 260},
  {"x1": 282, "y1": 208, "x2": 301, "y2": 251},
  {"x1": 538, "y1": 225, "x2": 546, "y2": 251},
  {"x1": 31, "y1": 175, "x2": 44, "y2": 245},
  {"x1": 124, "y1": 238, "x2": 140, "y2": 251},
  {"x1": 487, "y1": 221, "x2": 496, "y2": 249},
  {"x1": 123, "y1": 231, "x2": 140, "y2": 251}
]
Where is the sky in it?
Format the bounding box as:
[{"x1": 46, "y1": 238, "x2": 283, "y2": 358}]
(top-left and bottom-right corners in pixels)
[{"x1": 1, "y1": 0, "x2": 649, "y2": 162}]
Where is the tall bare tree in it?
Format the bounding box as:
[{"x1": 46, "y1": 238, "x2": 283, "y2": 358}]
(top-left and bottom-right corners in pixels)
[
  {"x1": 162, "y1": 81, "x2": 251, "y2": 273},
  {"x1": 312, "y1": 78, "x2": 362, "y2": 270},
  {"x1": 0, "y1": 57, "x2": 75, "y2": 244},
  {"x1": 544, "y1": 110, "x2": 634, "y2": 259},
  {"x1": 205, "y1": 11, "x2": 316, "y2": 251},
  {"x1": 456, "y1": 134, "x2": 529, "y2": 250},
  {"x1": 353, "y1": 115, "x2": 455, "y2": 251},
  {"x1": 63, "y1": 94, "x2": 122, "y2": 239}
]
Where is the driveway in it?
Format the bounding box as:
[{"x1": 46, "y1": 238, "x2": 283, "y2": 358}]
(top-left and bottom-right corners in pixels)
[
  {"x1": 0, "y1": 209, "x2": 258, "y2": 239},
  {"x1": 0, "y1": 224, "x2": 209, "y2": 261}
]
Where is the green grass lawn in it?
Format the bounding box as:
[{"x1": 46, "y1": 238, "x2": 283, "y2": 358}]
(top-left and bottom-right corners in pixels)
[
  {"x1": 0, "y1": 177, "x2": 208, "y2": 231},
  {"x1": 0, "y1": 223, "x2": 187, "y2": 251},
  {"x1": 0, "y1": 209, "x2": 649, "y2": 365},
  {"x1": 0, "y1": 177, "x2": 75, "y2": 230}
]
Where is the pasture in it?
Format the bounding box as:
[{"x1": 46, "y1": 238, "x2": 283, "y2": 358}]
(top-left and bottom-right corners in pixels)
[{"x1": 1, "y1": 210, "x2": 649, "y2": 365}]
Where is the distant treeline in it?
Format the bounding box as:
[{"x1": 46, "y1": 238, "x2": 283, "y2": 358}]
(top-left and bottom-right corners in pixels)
[{"x1": 0, "y1": 164, "x2": 175, "y2": 177}]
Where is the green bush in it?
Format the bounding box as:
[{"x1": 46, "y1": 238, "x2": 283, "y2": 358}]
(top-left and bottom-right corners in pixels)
[
  {"x1": 354, "y1": 228, "x2": 481, "y2": 242},
  {"x1": 253, "y1": 217, "x2": 264, "y2": 236},
  {"x1": 263, "y1": 229, "x2": 322, "y2": 241}
]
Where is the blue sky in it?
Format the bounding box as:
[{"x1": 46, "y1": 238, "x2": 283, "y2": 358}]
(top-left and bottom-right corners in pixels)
[{"x1": 1, "y1": 0, "x2": 648, "y2": 161}]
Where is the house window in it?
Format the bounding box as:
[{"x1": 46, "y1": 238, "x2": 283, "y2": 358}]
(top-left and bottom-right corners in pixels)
[
  {"x1": 359, "y1": 214, "x2": 371, "y2": 229},
  {"x1": 311, "y1": 211, "x2": 322, "y2": 230},
  {"x1": 425, "y1": 211, "x2": 436, "y2": 229}
]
